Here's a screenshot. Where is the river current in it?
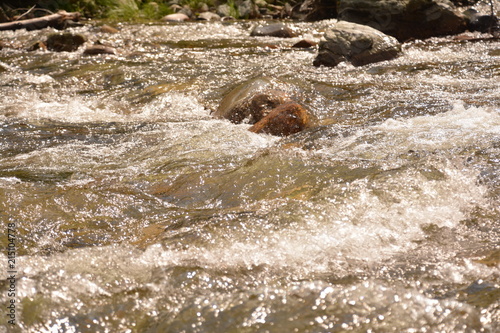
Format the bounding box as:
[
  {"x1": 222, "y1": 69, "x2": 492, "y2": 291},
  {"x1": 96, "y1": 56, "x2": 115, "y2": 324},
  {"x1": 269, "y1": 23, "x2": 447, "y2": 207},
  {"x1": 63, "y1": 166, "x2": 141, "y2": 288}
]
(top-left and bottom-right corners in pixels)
[{"x1": 0, "y1": 20, "x2": 499, "y2": 332}]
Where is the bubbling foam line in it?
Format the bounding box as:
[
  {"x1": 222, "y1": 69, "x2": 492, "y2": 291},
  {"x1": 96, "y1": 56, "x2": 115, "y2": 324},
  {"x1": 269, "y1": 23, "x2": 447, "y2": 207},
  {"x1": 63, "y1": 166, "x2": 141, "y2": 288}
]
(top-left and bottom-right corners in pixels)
[
  {"x1": 315, "y1": 102, "x2": 499, "y2": 162},
  {"x1": 131, "y1": 160, "x2": 486, "y2": 276},
  {"x1": 375, "y1": 102, "x2": 500, "y2": 151},
  {"x1": 1, "y1": 86, "x2": 212, "y2": 123}
]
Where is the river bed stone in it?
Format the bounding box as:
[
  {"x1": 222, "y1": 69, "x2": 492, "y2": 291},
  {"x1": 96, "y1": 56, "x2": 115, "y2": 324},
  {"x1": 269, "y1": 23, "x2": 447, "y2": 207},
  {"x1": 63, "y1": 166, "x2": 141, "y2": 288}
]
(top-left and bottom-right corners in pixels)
[
  {"x1": 249, "y1": 102, "x2": 310, "y2": 136},
  {"x1": 214, "y1": 77, "x2": 282, "y2": 120},
  {"x1": 217, "y1": 89, "x2": 291, "y2": 124}
]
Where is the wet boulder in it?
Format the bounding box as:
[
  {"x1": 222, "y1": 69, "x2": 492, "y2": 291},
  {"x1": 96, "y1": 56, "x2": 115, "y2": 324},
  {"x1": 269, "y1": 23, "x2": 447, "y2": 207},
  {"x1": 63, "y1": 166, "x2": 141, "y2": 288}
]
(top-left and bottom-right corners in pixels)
[
  {"x1": 313, "y1": 21, "x2": 401, "y2": 67},
  {"x1": 294, "y1": 0, "x2": 338, "y2": 21},
  {"x1": 214, "y1": 77, "x2": 293, "y2": 124},
  {"x1": 337, "y1": 0, "x2": 468, "y2": 41},
  {"x1": 224, "y1": 89, "x2": 291, "y2": 124},
  {"x1": 251, "y1": 23, "x2": 297, "y2": 38},
  {"x1": 214, "y1": 77, "x2": 311, "y2": 136},
  {"x1": 249, "y1": 102, "x2": 310, "y2": 136},
  {"x1": 46, "y1": 33, "x2": 86, "y2": 52}
]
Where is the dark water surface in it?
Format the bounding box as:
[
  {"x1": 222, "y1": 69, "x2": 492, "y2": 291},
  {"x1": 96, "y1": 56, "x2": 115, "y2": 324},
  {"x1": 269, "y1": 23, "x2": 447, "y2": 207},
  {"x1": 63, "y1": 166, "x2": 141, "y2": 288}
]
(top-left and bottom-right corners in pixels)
[{"x1": 0, "y1": 20, "x2": 499, "y2": 332}]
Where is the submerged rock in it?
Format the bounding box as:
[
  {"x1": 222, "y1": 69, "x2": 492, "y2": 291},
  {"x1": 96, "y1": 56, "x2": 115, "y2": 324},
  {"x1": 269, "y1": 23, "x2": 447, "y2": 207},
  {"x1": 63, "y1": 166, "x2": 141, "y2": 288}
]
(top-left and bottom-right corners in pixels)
[
  {"x1": 313, "y1": 21, "x2": 401, "y2": 67},
  {"x1": 251, "y1": 23, "x2": 297, "y2": 38},
  {"x1": 337, "y1": 0, "x2": 468, "y2": 41},
  {"x1": 214, "y1": 77, "x2": 281, "y2": 122},
  {"x1": 249, "y1": 102, "x2": 310, "y2": 136},
  {"x1": 46, "y1": 33, "x2": 86, "y2": 52},
  {"x1": 220, "y1": 89, "x2": 291, "y2": 124}
]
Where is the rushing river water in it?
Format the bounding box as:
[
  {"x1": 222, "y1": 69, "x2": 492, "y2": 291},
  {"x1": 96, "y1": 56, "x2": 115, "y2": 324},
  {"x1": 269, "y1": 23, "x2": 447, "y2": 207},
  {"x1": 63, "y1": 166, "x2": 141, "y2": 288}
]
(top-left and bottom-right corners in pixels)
[{"x1": 0, "y1": 19, "x2": 499, "y2": 332}]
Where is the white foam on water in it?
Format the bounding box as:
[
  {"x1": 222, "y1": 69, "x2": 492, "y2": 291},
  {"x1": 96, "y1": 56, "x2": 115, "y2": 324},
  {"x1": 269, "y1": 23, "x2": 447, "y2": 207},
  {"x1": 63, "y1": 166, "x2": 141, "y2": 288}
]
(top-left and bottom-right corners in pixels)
[
  {"x1": 105, "y1": 158, "x2": 484, "y2": 279},
  {"x1": 374, "y1": 102, "x2": 500, "y2": 152},
  {"x1": 6, "y1": 141, "x2": 139, "y2": 172},
  {"x1": 134, "y1": 92, "x2": 211, "y2": 122},
  {"x1": 317, "y1": 102, "x2": 500, "y2": 161},
  {"x1": 2, "y1": 103, "x2": 494, "y2": 275},
  {"x1": 124, "y1": 103, "x2": 494, "y2": 274},
  {"x1": 0, "y1": 177, "x2": 22, "y2": 187},
  {"x1": 11, "y1": 244, "x2": 491, "y2": 332},
  {"x1": 1, "y1": 119, "x2": 275, "y2": 178},
  {"x1": 12, "y1": 242, "x2": 493, "y2": 302},
  {"x1": 6, "y1": 94, "x2": 128, "y2": 123},
  {"x1": 1, "y1": 88, "x2": 211, "y2": 123}
]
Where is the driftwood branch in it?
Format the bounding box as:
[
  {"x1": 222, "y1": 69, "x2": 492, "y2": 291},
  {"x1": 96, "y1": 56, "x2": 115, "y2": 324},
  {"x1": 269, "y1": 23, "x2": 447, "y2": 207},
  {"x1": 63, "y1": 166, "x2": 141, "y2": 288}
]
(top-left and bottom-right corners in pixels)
[
  {"x1": 14, "y1": 5, "x2": 38, "y2": 21},
  {"x1": 0, "y1": 10, "x2": 81, "y2": 31}
]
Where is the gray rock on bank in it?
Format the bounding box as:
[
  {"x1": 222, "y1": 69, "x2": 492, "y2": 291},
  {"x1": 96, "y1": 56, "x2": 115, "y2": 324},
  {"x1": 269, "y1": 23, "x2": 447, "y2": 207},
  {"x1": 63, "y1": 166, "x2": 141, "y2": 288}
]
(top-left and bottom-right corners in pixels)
[
  {"x1": 313, "y1": 21, "x2": 401, "y2": 67},
  {"x1": 162, "y1": 13, "x2": 190, "y2": 22},
  {"x1": 197, "y1": 12, "x2": 221, "y2": 21}
]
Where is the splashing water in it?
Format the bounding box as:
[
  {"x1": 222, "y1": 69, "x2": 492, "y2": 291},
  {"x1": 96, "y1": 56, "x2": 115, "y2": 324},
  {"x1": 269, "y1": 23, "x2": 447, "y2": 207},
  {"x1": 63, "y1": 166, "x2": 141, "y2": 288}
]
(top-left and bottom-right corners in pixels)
[{"x1": 0, "y1": 21, "x2": 499, "y2": 332}]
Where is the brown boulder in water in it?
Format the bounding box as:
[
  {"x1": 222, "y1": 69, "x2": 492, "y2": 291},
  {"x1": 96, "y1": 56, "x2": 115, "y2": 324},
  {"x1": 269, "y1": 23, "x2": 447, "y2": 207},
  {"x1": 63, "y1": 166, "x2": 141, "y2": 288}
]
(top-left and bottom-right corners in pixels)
[
  {"x1": 213, "y1": 77, "x2": 291, "y2": 123},
  {"x1": 215, "y1": 76, "x2": 311, "y2": 136},
  {"x1": 249, "y1": 102, "x2": 310, "y2": 136},
  {"x1": 220, "y1": 89, "x2": 291, "y2": 124}
]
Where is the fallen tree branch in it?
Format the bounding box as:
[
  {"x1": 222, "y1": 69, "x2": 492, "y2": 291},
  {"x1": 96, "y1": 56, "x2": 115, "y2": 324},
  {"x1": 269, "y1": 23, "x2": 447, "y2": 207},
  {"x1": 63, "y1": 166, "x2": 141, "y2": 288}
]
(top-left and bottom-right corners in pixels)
[
  {"x1": 0, "y1": 10, "x2": 81, "y2": 31},
  {"x1": 14, "y1": 5, "x2": 37, "y2": 21}
]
